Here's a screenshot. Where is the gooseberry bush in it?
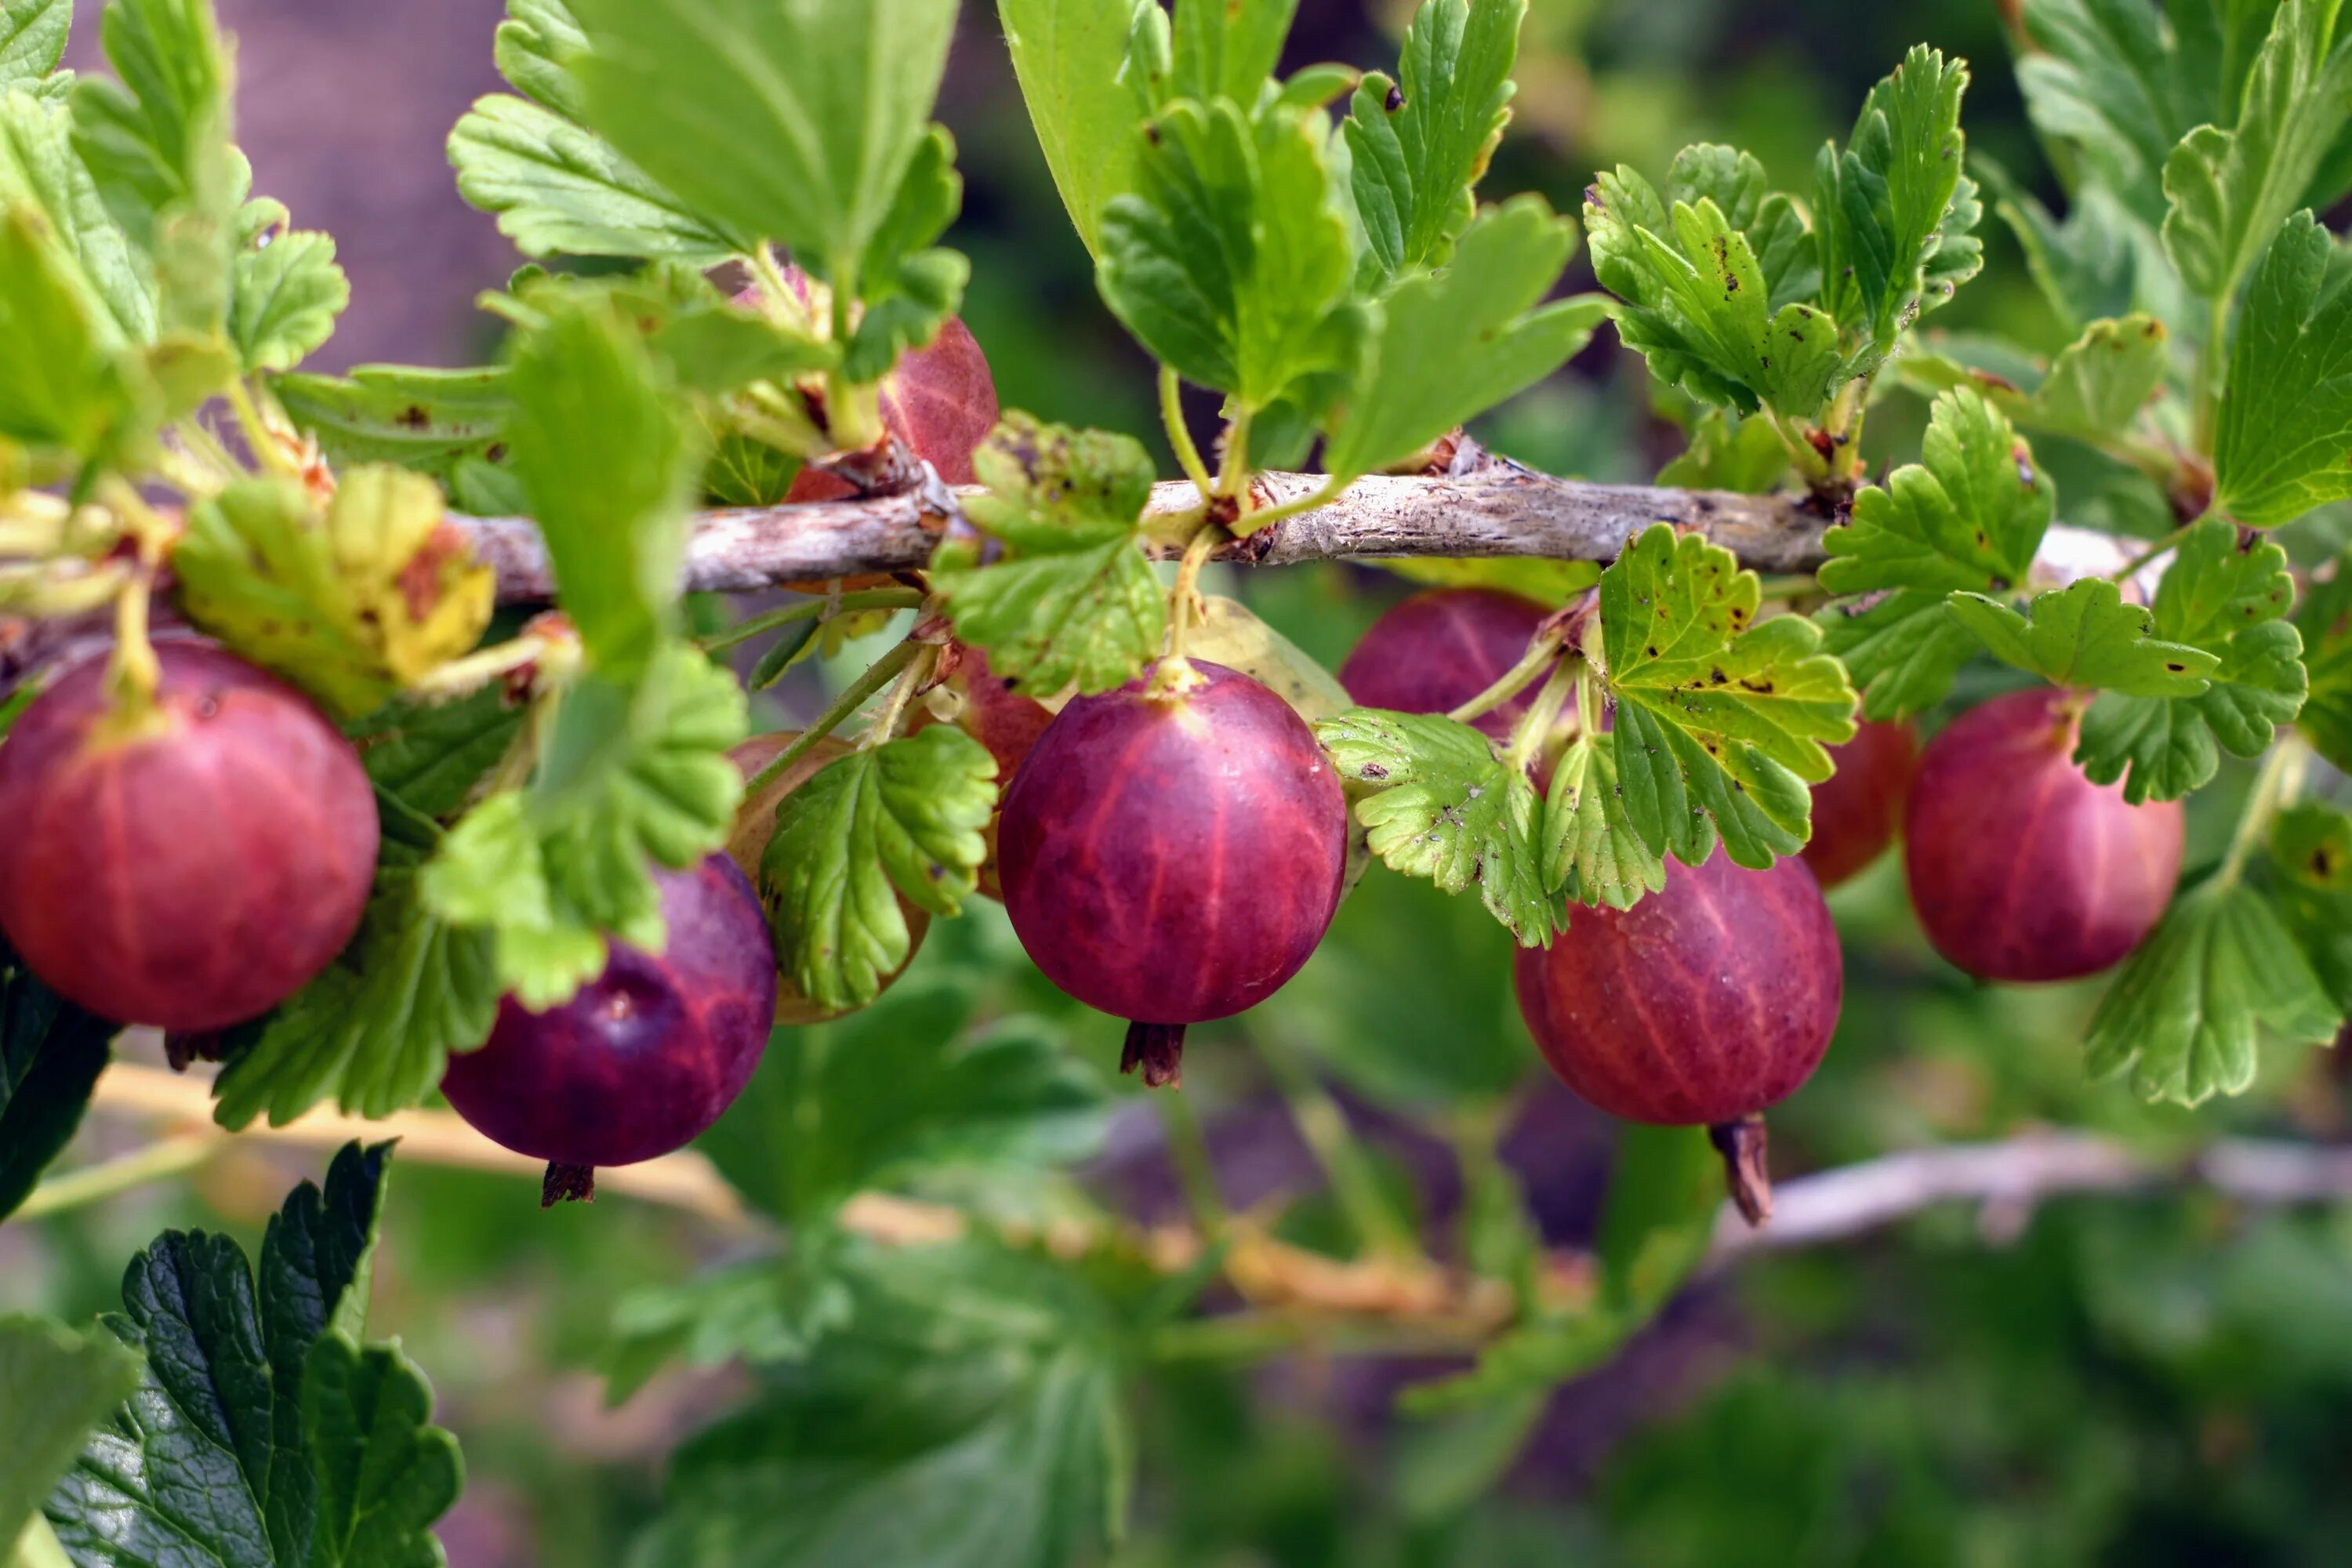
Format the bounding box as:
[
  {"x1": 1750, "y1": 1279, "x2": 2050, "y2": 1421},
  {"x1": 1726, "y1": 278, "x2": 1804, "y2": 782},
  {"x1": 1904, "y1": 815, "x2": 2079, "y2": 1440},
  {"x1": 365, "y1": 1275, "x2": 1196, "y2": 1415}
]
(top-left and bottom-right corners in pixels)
[{"x1": 0, "y1": 0, "x2": 2350, "y2": 1559}]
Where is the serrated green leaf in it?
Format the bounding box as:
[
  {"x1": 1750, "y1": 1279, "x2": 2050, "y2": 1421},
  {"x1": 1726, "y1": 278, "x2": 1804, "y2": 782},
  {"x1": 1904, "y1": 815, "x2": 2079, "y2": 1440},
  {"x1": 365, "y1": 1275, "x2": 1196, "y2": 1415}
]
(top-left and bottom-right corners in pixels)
[
  {"x1": 274, "y1": 364, "x2": 514, "y2": 498},
  {"x1": 1820, "y1": 387, "x2": 2053, "y2": 597},
  {"x1": 494, "y1": 0, "x2": 588, "y2": 118},
  {"x1": 1165, "y1": 0, "x2": 1296, "y2": 105},
  {"x1": 1313, "y1": 707, "x2": 1556, "y2": 944},
  {"x1": 0, "y1": 936, "x2": 114, "y2": 1225},
  {"x1": 1542, "y1": 730, "x2": 1665, "y2": 911},
  {"x1": 1584, "y1": 162, "x2": 1839, "y2": 421},
  {"x1": 2076, "y1": 520, "x2": 2307, "y2": 800},
  {"x1": 838, "y1": 125, "x2": 968, "y2": 383},
  {"x1": 2027, "y1": 313, "x2": 2169, "y2": 441},
  {"x1": 2215, "y1": 210, "x2": 2352, "y2": 528},
  {"x1": 175, "y1": 469, "x2": 496, "y2": 719},
  {"x1": 2272, "y1": 801, "x2": 2352, "y2": 1011},
  {"x1": 1323, "y1": 198, "x2": 1602, "y2": 481},
  {"x1": 2015, "y1": 0, "x2": 2209, "y2": 227},
  {"x1": 2085, "y1": 877, "x2": 2339, "y2": 1106},
  {"x1": 0, "y1": 1316, "x2": 143, "y2": 1556},
  {"x1": 1813, "y1": 45, "x2": 1976, "y2": 354},
  {"x1": 1817, "y1": 587, "x2": 1984, "y2": 722},
  {"x1": 938, "y1": 413, "x2": 1166, "y2": 694},
  {"x1": 1948, "y1": 577, "x2": 2217, "y2": 695},
  {"x1": 422, "y1": 648, "x2": 746, "y2": 1008},
  {"x1": 0, "y1": 0, "x2": 69, "y2": 93},
  {"x1": 2161, "y1": 0, "x2": 2352, "y2": 303},
  {"x1": 0, "y1": 202, "x2": 130, "y2": 455},
  {"x1": 1098, "y1": 96, "x2": 1363, "y2": 414},
  {"x1": 1983, "y1": 158, "x2": 2176, "y2": 335},
  {"x1": 2296, "y1": 548, "x2": 2352, "y2": 771},
  {"x1": 48, "y1": 1144, "x2": 445, "y2": 1568},
  {"x1": 605, "y1": 1248, "x2": 856, "y2": 1400},
  {"x1": 299, "y1": 1337, "x2": 463, "y2": 1568},
  {"x1": 998, "y1": 0, "x2": 1142, "y2": 256},
  {"x1": 448, "y1": 93, "x2": 747, "y2": 264},
  {"x1": 699, "y1": 977, "x2": 1107, "y2": 1224},
  {"x1": 350, "y1": 685, "x2": 528, "y2": 820},
  {"x1": 645, "y1": 296, "x2": 837, "y2": 398},
  {"x1": 762, "y1": 727, "x2": 996, "y2": 1014},
  {"x1": 0, "y1": 87, "x2": 155, "y2": 343},
  {"x1": 568, "y1": 0, "x2": 956, "y2": 286},
  {"x1": 505, "y1": 293, "x2": 697, "y2": 681},
  {"x1": 1601, "y1": 524, "x2": 1857, "y2": 868},
  {"x1": 227, "y1": 226, "x2": 344, "y2": 373},
  {"x1": 1344, "y1": 0, "x2": 1523, "y2": 285},
  {"x1": 1655, "y1": 407, "x2": 1790, "y2": 492}
]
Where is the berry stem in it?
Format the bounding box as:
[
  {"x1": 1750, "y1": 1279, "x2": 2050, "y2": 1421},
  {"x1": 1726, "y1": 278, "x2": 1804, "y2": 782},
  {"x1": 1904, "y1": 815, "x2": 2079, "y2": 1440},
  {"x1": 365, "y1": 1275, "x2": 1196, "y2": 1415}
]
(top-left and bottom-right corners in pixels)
[
  {"x1": 860, "y1": 639, "x2": 938, "y2": 750},
  {"x1": 1160, "y1": 366, "x2": 1215, "y2": 499},
  {"x1": 223, "y1": 376, "x2": 302, "y2": 483},
  {"x1": 1445, "y1": 629, "x2": 1566, "y2": 726},
  {"x1": 697, "y1": 588, "x2": 924, "y2": 652},
  {"x1": 1149, "y1": 529, "x2": 1221, "y2": 699},
  {"x1": 1213, "y1": 408, "x2": 1253, "y2": 500},
  {"x1": 1505, "y1": 655, "x2": 1580, "y2": 774},
  {"x1": 742, "y1": 641, "x2": 920, "y2": 795},
  {"x1": 1709, "y1": 1115, "x2": 1773, "y2": 1227}
]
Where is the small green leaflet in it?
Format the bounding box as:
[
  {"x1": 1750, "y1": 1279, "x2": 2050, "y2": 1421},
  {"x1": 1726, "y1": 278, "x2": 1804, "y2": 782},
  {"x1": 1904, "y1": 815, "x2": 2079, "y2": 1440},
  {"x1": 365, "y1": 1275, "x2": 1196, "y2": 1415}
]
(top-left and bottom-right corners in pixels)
[
  {"x1": 568, "y1": 0, "x2": 956, "y2": 287},
  {"x1": 273, "y1": 363, "x2": 516, "y2": 510},
  {"x1": 2085, "y1": 877, "x2": 2339, "y2": 1107},
  {"x1": 0, "y1": 0, "x2": 70, "y2": 94},
  {"x1": 2013, "y1": 0, "x2": 2212, "y2": 227},
  {"x1": 1314, "y1": 708, "x2": 1556, "y2": 945},
  {"x1": 174, "y1": 468, "x2": 497, "y2": 720},
  {"x1": 836, "y1": 124, "x2": 967, "y2": 385},
  {"x1": 49, "y1": 1144, "x2": 465, "y2": 1568},
  {"x1": 1322, "y1": 197, "x2": 1603, "y2": 483},
  {"x1": 0, "y1": 88, "x2": 156, "y2": 344},
  {"x1": 2075, "y1": 521, "x2": 2307, "y2": 802},
  {"x1": 1601, "y1": 524, "x2": 1857, "y2": 869},
  {"x1": 0, "y1": 203, "x2": 129, "y2": 456},
  {"x1": 495, "y1": 0, "x2": 590, "y2": 118},
  {"x1": 697, "y1": 977, "x2": 1108, "y2": 1225},
  {"x1": 2271, "y1": 803, "x2": 2352, "y2": 1011},
  {"x1": 1097, "y1": 97, "x2": 1363, "y2": 416},
  {"x1": 1664, "y1": 145, "x2": 1819, "y2": 309},
  {"x1": 504, "y1": 291, "x2": 698, "y2": 682},
  {"x1": 2214, "y1": 210, "x2": 2352, "y2": 528},
  {"x1": 1583, "y1": 162, "x2": 1838, "y2": 421},
  {"x1": 0, "y1": 936, "x2": 114, "y2": 1225},
  {"x1": 1947, "y1": 577, "x2": 2217, "y2": 695},
  {"x1": 2296, "y1": 547, "x2": 2352, "y2": 772},
  {"x1": 2161, "y1": 0, "x2": 2352, "y2": 303},
  {"x1": 761, "y1": 726, "x2": 998, "y2": 1014},
  {"x1": 1817, "y1": 589, "x2": 1984, "y2": 723},
  {"x1": 1345, "y1": 0, "x2": 1524, "y2": 285},
  {"x1": 1813, "y1": 45, "x2": 1979, "y2": 358},
  {"x1": 423, "y1": 647, "x2": 747, "y2": 1008},
  {"x1": 229, "y1": 220, "x2": 345, "y2": 372},
  {"x1": 0, "y1": 1316, "x2": 144, "y2": 1557},
  {"x1": 997, "y1": 0, "x2": 1143, "y2": 256},
  {"x1": 935, "y1": 413, "x2": 1165, "y2": 695},
  {"x1": 1655, "y1": 408, "x2": 1789, "y2": 492},
  {"x1": 1161, "y1": 0, "x2": 1298, "y2": 106},
  {"x1": 1544, "y1": 728, "x2": 1664, "y2": 911},
  {"x1": 2016, "y1": 313, "x2": 2168, "y2": 443}
]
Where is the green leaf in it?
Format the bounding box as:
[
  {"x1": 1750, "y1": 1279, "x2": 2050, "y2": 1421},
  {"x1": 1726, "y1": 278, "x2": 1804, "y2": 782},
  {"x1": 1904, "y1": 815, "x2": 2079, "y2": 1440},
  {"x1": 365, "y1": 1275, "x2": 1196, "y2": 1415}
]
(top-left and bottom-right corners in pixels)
[
  {"x1": 760, "y1": 727, "x2": 998, "y2": 1015},
  {"x1": 228, "y1": 226, "x2": 345, "y2": 373},
  {"x1": 48, "y1": 1145, "x2": 457, "y2": 1568},
  {"x1": 2023, "y1": 313, "x2": 2169, "y2": 442},
  {"x1": 2272, "y1": 802, "x2": 2352, "y2": 1011},
  {"x1": 1601, "y1": 524, "x2": 1857, "y2": 868},
  {"x1": 0, "y1": 89, "x2": 156, "y2": 343},
  {"x1": 350, "y1": 684, "x2": 528, "y2": 820},
  {"x1": 2075, "y1": 520, "x2": 2307, "y2": 801},
  {"x1": 605, "y1": 1247, "x2": 857, "y2": 1401},
  {"x1": 1543, "y1": 728, "x2": 1666, "y2": 911},
  {"x1": 299, "y1": 1337, "x2": 464, "y2": 1568},
  {"x1": 2085, "y1": 877, "x2": 2339, "y2": 1107},
  {"x1": 505, "y1": 293, "x2": 696, "y2": 681},
  {"x1": 422, "y1": 647, "x2": 747, "y2": 1007},
  {"x1": 1817, "y1": 587, "x2": 1984, "y2": 723},
  {"x1": 1595, "y1": 1123, "x2": 1719, "y2": 1314},
  {"x1": 997, "y1": 0, "x2": 1142, "y2": 256},
  {"x1": 1813, "y1": 45, "x2": 1976, "y2": 354},
  {"x1": 0, "y1": 203, "x2": 129, "y2": 455},
  {"x1": 2214, "y1": 209, "x2": 2352, "y2": 528},
  {"x1": 837, "y1": 125, "x2": 967, "y2": 384},
  {"x1": 0, "y1": 1317, "x2": 143, "y2": 1555},
  {"x1": 2162, "y1": 0, "x2": 2352, "y2": 303},
  {"x1": 2296, "y1": 547, "x2": 2352, "y2": 771},
  {"x1": 0, "y1": 935, "x2": 114, "y2": 1225},
  {"x1": 935, "y1": 413, "x2": 1166, "y2": 695},
  {"x1": 699, "y1": 978, "x2": 1108, "y2": 1224},
  {"x1": 449, "y1": 93, "x2": 749, "y2": 264},
  {"x1": 1655, "y1": 407, "x2": 1789, "y2": 492},
  {"x1": 494, "y1": 0, "x2": 588, "y2": 118},
  {"x1": 2015, "y1": 0, "x2": 2210, "y2": 227},
  {"x1": 1948, "y1": 577, "x2": 2219, "y2": 695},
  {"x1": 631, "y1": 1239, "x2": 1127, "y2": 1568},
  {"x1": 273, "y1": 364, "x2": 514, "y2": 503},
  {"x1": 568, "y1": 0, "x2": 956, "y2": 283},
  {"x1": 1584, "y1": 163, "x2": 1839, "y2": 420},
  {"x1": 1666, "y1": 143, "x2": 1819, "y2": 308},
  {"x1": 1313, "y1": 708, "x2": 1556, "y2": 945},
  {"x1": 1984, "y1": 158, "x2": 2174, "y2": 335},
  {"x1": 1097, "y1": 97, "x2": 1363, "y2": 414},
  {"x1": 1344, "y1": 0, "x2": 1524, "y2": 285},
  {"x1": 1322, "y1": 198, "x2": 1602, "y2": 481},
  {"x1": 1166, "y1": 0, "x2": 1297, "y2": 105},
  {"x1": 0, "y1": 0, "x2": 70, "y2": 93},
  {"x1": 174, "y1": 469, "x2": 497, "y2": 720}
]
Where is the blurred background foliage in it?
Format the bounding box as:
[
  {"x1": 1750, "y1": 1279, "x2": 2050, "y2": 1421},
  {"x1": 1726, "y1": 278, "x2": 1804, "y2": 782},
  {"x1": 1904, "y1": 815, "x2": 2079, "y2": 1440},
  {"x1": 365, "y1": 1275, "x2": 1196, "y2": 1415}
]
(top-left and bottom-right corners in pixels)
[{"x1": 10, "y1": 0, "x2": 2352, "y2": 1563}]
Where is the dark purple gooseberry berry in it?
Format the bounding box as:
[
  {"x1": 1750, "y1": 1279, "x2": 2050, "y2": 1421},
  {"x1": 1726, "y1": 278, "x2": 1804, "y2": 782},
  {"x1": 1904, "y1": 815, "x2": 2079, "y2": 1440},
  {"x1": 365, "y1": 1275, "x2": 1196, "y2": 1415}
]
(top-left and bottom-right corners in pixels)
[
  {"x1": 0, "y1": 640, "x2": 376, "y2": 1030},
  {"x1": 1338, "y1": 587, "x2": 1550, "y2": 741},
  {"x1": 996, "y1": 661, "x2": 1347, "y2": 1086},
  {"x1": 441, "y1": 854, "x2": 776, "y2": 1199},
  {"x1": 1800, "y1": 720, "x2": 1919, "y2": 890},
  {"x1": 1904, "y1": 688, "x2": 2183, "y2": 983},
  {"x1": 1514, "y1": 848, "x2": 1842, "y2": 1221}
]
